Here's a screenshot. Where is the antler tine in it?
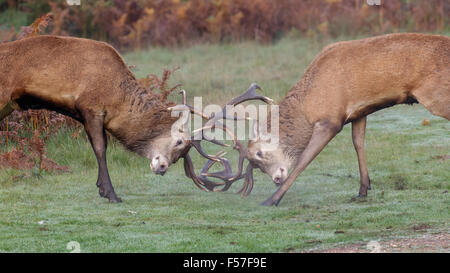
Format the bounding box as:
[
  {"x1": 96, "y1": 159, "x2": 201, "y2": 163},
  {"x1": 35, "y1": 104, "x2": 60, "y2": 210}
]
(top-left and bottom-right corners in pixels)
[
  {"x1": 227, "y1": 83, "x2": 273, "y2": 106},
  {"x1": 183, "y1": 154, "x2": 222, "y2": 192},
  {"x1": 192, "y1": 83, "x2": 271, "y2": 147},
  {"x1": 201, "y1": 140, "x2": 247, "y2": 181},
  {"x1": 196, "y1": 120, "x2": 238, "y2": 145},
  {"x1": 206, "y1": 83, "x2": 273, "y2": 123},
  {"x1": 173, "y1": 89, "x2": 232, "y2": 191},
  {"x1": 180, "y1": 89, "x2": 187, "y2": 105},
  {"x1": 198, "y1": 158, "x2": 245, "y2": 192},
  {"x1": 183, "y1": 154, "x2": 209, "y2": 192},
  {"x1": 177, "y1": 89, "x2": 233, "y2": 149},
  {"x1": 191, "y1": 127, "x2": 231, "y2": 148},
  {"x1": 198, "y1": 158, "x2": 252, "y2": 195},
  {"x1": 184, "y1": 153, "x2": 242, "y2": 192},
  {"x1": 192, "y1": 117, "x2": 248, "y2": 186},
  {"x1": 171, "y1": 89, "x2": 211, "y2": 120},
  {"x1": 185, "y1": 141, "x2": 241, "y2": 192},
  {"x1": 236, "y1": 163, "x2": 254, "y2": 197},
  {"x1": 182, "y1": 83, "x2": 271, "y2": 194},
  {"x1": 194, "y1": 83, "x2": 271, "y2": 191},
  {"x1": 191, "y1": 140, "x2": 224, "y2": 162}
]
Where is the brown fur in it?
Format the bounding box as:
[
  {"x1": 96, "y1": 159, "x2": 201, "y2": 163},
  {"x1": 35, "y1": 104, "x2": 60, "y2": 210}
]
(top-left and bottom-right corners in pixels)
[
  {"x1": 279, "y1": 33, "x2": 450, "y2": 154},
  {"x1": 250, "y1": 33, "x2": 450, "y2": 206},
  {"x1": 0, "y1": 35, "x2": 184, "y2": 202}
]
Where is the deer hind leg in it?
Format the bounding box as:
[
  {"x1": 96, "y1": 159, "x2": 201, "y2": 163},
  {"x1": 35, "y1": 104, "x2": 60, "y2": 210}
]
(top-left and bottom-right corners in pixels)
[
  {"x1": 261, "y1": 120, "x2": 342, "y2": 206},
  {"x1": 81, "y1": 110, "x2": 122, "y2": 203},
  {"x1": 412, "y1": 76, "x2": 450, "y2": 121},
  {"x1": 352, "y1": 116, "x2": 371, "y2": 197}
]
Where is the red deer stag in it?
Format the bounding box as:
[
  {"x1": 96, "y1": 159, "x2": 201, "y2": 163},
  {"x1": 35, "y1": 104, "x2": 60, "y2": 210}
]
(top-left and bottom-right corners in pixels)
[
  {"x1": 0, "y1": 35, "x2": 197, "y2": 202},
  {"x1": 0, "y1": 36, "x2": 199, "y2": 202},
  {"x1": 201, "y1": 33, "x2": 450, "y2": 206},
  {"x1": 0, "y1": 35, "x2": 271, "y2": 203}
]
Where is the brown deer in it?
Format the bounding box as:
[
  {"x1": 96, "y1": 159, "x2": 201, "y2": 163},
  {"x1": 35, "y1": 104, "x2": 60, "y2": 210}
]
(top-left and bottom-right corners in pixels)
[
  {"x1": 0, "y1": 35, "x2": 199, "y2": 203},
  {"x1": 0, "y1": 34, "x2": 271, "y2": 203},
  {"x1": 201, "y1": 33, "x2": 450, "y2": 206}
]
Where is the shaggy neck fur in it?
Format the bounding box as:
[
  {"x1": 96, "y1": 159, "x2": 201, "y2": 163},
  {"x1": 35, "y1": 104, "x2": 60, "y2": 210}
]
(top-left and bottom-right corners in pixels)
[
  {"x1": 109, "y1": 72, "x2": 178, "y2": 156},
  {"x1": 277, "y1": 81, "x2": 314, "y2": 164}
]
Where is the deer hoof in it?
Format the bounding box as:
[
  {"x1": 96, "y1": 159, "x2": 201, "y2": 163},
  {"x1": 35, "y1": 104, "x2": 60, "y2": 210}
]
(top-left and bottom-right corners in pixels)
[
  {"x1": 351, "y1": 193, "x2": 368, "y2": 202},
  {"x1": 108, "y1": 196, "x2": 122, "y2": 203},
  {"x1": 260, "y1": 198, "x2": 278, "y2": 206},
  {"x1": 99, "y1": 187, "x2": 122, "y2": 203}
]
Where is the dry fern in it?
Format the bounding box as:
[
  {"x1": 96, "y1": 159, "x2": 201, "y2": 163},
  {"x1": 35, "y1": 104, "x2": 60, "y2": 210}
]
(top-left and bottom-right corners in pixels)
[{"x1": 17, "y1": 13, "x2": 53, "y2": 40}]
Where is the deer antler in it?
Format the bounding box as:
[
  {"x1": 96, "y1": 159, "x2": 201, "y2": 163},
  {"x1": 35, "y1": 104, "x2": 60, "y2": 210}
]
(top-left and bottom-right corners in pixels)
[
  {"x1": 172, "y1": 89, "x2": 233, "y2": 191},
  {"x1": 185, "y1": 83, "x2": 272, "y2": 193}
]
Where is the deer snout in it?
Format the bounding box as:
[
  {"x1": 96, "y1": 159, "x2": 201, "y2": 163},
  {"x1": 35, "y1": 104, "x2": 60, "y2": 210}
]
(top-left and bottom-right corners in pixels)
[
  {"x1": 156, "y1": 163, "x2": 168, "y2": 175},
  {"x1": 272, "y1": 167, "x2": 287, "y2": 185},
  {"x1": 151, "y1": 155, "x2": 169, "y2": 176}
]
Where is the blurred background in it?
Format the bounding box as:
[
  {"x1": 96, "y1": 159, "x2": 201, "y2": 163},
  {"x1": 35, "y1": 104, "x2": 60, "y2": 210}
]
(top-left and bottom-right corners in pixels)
[{"x1": 1, "y1": 0, "x2": 448, "y2": 50}]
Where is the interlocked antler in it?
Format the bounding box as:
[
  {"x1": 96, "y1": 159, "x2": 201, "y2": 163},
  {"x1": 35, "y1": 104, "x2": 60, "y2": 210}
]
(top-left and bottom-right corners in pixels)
[
  {"x1": 183, "y1": 83, "x2": 272, "y2": 193},
  {"x1": 172, "y1": 89, "x2": 235, "y2": 191}
]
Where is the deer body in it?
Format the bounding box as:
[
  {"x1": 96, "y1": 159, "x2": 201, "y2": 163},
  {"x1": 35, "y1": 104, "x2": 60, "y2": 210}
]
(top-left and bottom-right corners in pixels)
[
  {"x1": 0, "y1": 35, "x2": 190, "y2": 202},
  {"x1": 248, "y1": 33, "x2": 449, "y2": 206}
]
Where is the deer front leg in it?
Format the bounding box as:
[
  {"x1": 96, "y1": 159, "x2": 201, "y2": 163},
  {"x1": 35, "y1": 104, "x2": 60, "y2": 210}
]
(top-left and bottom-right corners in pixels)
[
  {"x1": 352, "y1": 116, "x2": 371, "y2": 197},
  {"x1": 83, "y1": 112, "x2": 122, "y2": 203},
  {"x1": 261, "y1": 120, "x2": 342, "y2": 206}
]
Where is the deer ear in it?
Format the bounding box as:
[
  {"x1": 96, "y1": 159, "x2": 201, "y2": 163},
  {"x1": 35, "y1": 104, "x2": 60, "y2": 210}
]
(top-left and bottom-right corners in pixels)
[
  {"x1": 251, "y1": 120, "x2": 271, "y2": 141},
  {"x1": 251, "y1": 121, "x2": 267, "y2": 140}
]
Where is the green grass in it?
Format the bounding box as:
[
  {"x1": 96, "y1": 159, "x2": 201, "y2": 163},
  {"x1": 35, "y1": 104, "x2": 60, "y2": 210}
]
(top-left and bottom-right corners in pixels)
[
  {"x1": 125, "y1": 37, "x2": 320, "y2": 103},
  {"x1": 0, "y1": 9, "x2": 28, "y2": 31},
  {"x1": 0, "y1": 36, "x2": 449, "y2": 252}
]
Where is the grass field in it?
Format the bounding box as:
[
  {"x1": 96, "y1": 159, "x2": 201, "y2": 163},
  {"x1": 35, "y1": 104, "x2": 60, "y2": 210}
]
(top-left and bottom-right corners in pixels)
[{"x1": 0, "y1": 36, "x2": 449, "y2": 252}]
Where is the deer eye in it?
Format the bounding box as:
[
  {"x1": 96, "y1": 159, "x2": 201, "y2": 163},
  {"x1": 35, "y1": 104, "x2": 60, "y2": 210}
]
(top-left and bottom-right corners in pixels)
[
  {"x1": 175, "y1": 139, "x2": 183, "y2": 146},
  {"x1": 256, "y1": 151, "x2": 263, "y2": 158}
]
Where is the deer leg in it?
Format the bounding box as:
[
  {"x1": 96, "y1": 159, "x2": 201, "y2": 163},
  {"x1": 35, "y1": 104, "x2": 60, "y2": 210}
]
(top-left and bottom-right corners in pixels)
[
  {"x1": 352, "y1": 116, "x2": 371, "y2": 197},
  {"x1": 83, "y1": 112, "x2": 122, "y2": 203},
  {"x1": 261, "y1": 120, "x2": 342, "y2": 206}
]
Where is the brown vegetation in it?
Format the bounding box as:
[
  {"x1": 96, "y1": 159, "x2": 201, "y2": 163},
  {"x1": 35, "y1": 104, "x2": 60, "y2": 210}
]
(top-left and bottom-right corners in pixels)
[{"x1": 1, "y1": 0, "x2": 448, "y2": 50}]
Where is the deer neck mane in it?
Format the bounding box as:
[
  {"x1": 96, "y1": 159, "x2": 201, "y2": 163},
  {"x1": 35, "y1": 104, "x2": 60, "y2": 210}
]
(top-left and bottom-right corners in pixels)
[
  {"x1": 277, "y1": 92, "x2": 314, "y2": 162},
  {"x1": 108, "y1": 72, "x2": 178, "y2": 156}
]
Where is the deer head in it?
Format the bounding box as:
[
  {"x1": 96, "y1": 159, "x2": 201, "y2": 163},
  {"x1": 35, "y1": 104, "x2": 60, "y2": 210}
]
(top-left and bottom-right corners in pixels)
[
  {"x1": 146, "y1": 125, "x2": 191, "y2": 175},
  {"x1": 247, "y1": 132, "x2": 292, "y2": 186},
  {"x1": 111, "y1": 91, "x2": 193, "y2": 176}
]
